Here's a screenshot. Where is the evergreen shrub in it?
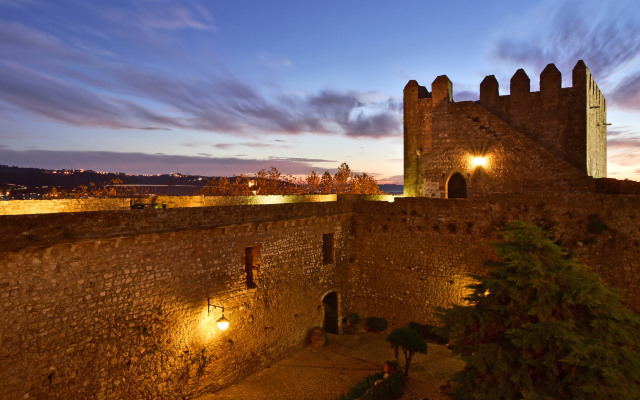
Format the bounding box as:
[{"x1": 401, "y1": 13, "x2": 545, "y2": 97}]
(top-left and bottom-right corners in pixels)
[
  {"x1": 408, "y1": 322, "x2": 449, "y2": 345},
  {"x1": 366, "y1": 317, "x2": 388, "y2": 332},
  {"x1": 337, "y1": 373, "x2": 381, "y2": 400},
  {"x1": 337, "y1": 371, "x2": 403, "y2": 400},
  {"x1": 438, "y1": 221, "x2": 640, "y2": 400},
  {"x1": 360, "y1": 370, "x2": 403, "y2": 400}
]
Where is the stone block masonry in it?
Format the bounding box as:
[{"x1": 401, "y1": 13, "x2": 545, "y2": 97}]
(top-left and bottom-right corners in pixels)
[
  {"x1": 347, "y1": 193, "x2": 640, "y2": 326},
  {"x1": 0, "y1": 202, "x2": 353, "y2": 399},
  {"x1": 404, "y1": 61, "x2": 608, "y2": 198},
  {"x1": 1, "y1": 193, "x2": 639, "y2": 399}
]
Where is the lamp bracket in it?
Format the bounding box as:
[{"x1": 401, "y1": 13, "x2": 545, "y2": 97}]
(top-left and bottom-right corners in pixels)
[{"x1": 208, "y1": 298, "x2": 224, "y2": 316}]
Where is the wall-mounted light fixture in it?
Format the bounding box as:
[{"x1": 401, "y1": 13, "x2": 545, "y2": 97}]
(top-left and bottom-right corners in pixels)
[
  {"x1": 208, "y1": 298, "x2": 230, "y2": 330},
  {"x1": 472, "y1": 156, "x2": 487, "y2": 168}
]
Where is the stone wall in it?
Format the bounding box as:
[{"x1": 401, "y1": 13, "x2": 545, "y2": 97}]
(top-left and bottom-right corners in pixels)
[
  {"x1": 346, "y1": 193, "x2": 640, "y2": 327},
  {"x1": 1, "y1": 193, "x2": 639, "y2": 399},
  {"x1": 0, "y1": 194, "x2": 337, "y2": 216},
  {"x1": 0, "y1": 198, "x2": 131, "y2": 215},
  {"x1": 0, "y1": 202, "x2": 353, "y2": 399},
  {"x1": 478, "y1": 61, "x2": 607, "y2": 177},
  {"x1": 403, "y1": 88, "x2": 595, "y2": 198},
  {"x1": 404, "y1": 61, "x2": 607, "y2": 197}
]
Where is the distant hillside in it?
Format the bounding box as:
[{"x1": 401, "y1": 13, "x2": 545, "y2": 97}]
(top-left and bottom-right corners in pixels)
[
  {"x1": 379, "y1": 184, "x2": 403, "y2": 194},
  {"x1": 0, "y1": 165, "x2": 401, "y2": 198},
  {"x1": 0, "y1": 165, "x2": 210, "y2": 198}
]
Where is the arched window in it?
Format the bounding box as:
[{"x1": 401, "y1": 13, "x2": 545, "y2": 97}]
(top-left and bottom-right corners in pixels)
[{"x1": 447, "y1": 173, "x2": 467, "y2": 199}]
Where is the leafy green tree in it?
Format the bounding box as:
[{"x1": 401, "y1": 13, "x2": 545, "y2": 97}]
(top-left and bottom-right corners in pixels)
[
  {"x1": 439, "y1": 221, "x2": 640, "y2": 400},
  {"x1": 386, "y1": 327, "x2": 427, "y2": 376}
]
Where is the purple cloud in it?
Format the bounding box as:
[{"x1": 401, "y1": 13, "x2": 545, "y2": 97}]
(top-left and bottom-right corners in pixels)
[
  {"x1": 491, "y1": 0, "x2": 640, "y2": 111},
  {"x1": 494, "y1": 3, "x2": 640, "y2": 76},
  {"x1": 212, "y1": 141, "x2": 290, "y2": 150},
  {"x1": 0, "y1": 61, "x2": 183, "y2": 130},
  {"x1": 0, "y1": 56, "x2": 401, "y2": 137},
  {"x1": 377, "y1": 174, "x2": 403, "y2": 185},
  {"x1": 0, "y1": 7, "x2": 401, "y2": 139},
  {"x1": 267, "y1": 157, "x2": 334, "y2": 163},
  {"x1": 0, "y1": 21, "x2": 73, "y2": 56},
  {"x1": 609, "y1": 71, "x2": 640, "y2": 111},
  {"x1": 453, "y1": 90, "x2": 479, "y2": 102},
  {"x1": 98, "y1": 1, "x2": 216, "y2": 33}
]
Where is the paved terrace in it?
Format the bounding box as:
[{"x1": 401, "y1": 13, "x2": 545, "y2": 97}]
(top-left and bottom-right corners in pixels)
[{"x1": 197, "y1": 332, "x2": 464, "y2": 400}]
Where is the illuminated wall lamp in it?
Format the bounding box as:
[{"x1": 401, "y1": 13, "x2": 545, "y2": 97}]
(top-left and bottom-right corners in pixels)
[
  {"x1": 472, "y1": 156, "x2": 487, "y2": 168},
  {"x1": 208, "y1": 299, "x2": 230, "y2": 330}
]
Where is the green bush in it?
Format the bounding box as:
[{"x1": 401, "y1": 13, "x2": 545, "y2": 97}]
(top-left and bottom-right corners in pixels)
[
  {"x1": 337, "y1": 371, "x2": 403, "y2": 400},
  {"x1": 408, "y1": 322, "x2": 449, "y2": 345},
  {"x1": 360, "y1": 370, "x2": 403, "y2": 400},
  {"x1": 438, "y1": 221, "x2": 640, "y2": 400},
  {"x1": 366, "y1": 316, "x2": 388, "y2": 332},
  {"x1": 337, "y1": 373, "x2": 382, "y2": 400},
  {"x1": 348, "y1": 312, "x2": 360, "y2": 324}
]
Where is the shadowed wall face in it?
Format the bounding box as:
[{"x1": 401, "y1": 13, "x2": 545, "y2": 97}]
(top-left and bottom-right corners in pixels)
[{"x1": 348, "y1": 194, "x2": 640, "y2": 327}]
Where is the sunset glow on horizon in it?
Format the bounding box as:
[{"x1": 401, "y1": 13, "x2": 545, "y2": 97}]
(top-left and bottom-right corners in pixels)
[{"x1": 1, "y1": 0, "x2": 639, "y2": 183}]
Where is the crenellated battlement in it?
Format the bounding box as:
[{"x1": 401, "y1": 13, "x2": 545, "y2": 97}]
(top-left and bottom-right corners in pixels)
[
  {"x1": 476, "y1": 60, "x2": 605, "y2": 106},
  {"x1": 476, "y1": 60, "x2": 606, "y2": 179},
  {"x1": 404, "y1": 61, "x2": 605, "y2": 108},
  {"x1": 404, "y1": 60, "x2": 607, "y2": 198}
]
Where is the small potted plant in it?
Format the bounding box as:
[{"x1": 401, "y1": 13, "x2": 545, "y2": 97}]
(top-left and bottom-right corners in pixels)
[
  {"x1": 383, "y1": 360, "x2": 399, "y2": 378},
  {"x1": 344, "y1": 312, "x2": 360, "y2": 334}
]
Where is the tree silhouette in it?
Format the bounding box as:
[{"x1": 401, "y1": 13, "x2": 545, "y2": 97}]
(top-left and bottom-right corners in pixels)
[{"x1": 386, "y1": 327, "x2": 427, "y2": 376}]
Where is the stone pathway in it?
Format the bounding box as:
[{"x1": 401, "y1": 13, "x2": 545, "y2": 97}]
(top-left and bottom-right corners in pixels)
[{"x1": 196, "y1": 332, "x2": 464, "y2": 400}]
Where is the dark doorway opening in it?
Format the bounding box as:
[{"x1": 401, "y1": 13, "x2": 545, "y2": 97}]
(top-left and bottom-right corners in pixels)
[
  {"x1": 322, "y1": 292, "x2": 338, "y2": 334},
  {"x1": 447, "y1": 172, "x2": 467, "y2": 198}
]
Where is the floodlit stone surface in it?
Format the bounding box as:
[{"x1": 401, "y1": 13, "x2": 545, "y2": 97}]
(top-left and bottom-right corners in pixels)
[
  {"x1": 0, "y1": 193, "x2": 638, "y2": 399},
  {"x1": 404, "y1": 61, "x2": 608, "y2": 198}
]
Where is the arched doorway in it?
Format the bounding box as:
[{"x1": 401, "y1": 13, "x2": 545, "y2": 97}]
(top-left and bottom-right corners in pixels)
[
  {"x1": 447, "y1": 172, "x2": 467, "y2": 198},
  {"x1": 322, "y1": 292, "x2": 338, "y2": 334}
]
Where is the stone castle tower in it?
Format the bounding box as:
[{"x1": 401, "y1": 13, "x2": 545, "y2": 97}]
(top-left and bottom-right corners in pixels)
[{"x1": 404, "y1": 60, "x2": 607, "y2": 198}]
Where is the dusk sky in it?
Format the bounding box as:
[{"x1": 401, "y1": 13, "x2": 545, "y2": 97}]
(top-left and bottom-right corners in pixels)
[{"x1": 1, "y1": 0, "x2": 639, "y2": 184}]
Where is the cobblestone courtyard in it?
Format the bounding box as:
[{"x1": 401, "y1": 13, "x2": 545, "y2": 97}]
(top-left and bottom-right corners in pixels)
[{"x1": 197, "y1": 331, "x2": 464, "y2": 400}]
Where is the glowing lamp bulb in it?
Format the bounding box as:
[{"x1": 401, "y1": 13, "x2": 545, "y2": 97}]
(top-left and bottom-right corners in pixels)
[
  {"x1": 217, "y1": 316, "x2": 229, "y2": 330},
  {"x1": 472, "y1": 157, "x2": 487, "y2": 168}
]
